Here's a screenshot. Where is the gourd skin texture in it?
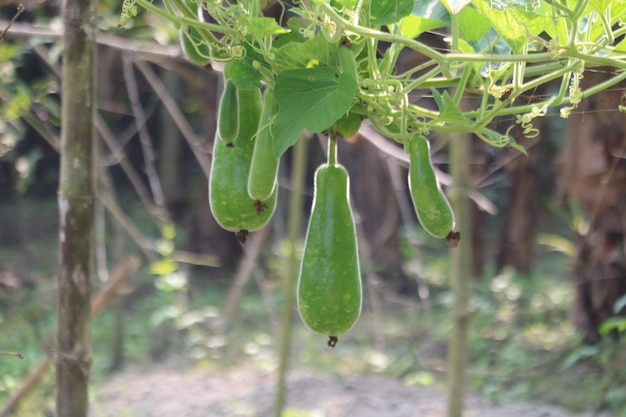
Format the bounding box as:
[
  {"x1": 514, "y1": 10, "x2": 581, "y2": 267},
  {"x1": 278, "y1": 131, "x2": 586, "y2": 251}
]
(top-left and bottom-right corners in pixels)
[
  {"x1": 209, "y1": 88, "x2": 276, "y2": 232},
  {"x1": 408, "y1": 135, "x2": 455, "y2": 238},
  {"x1": 248, "y1": 87, "x2": 279, "y2": 201},
  {"x1": 298, "y1": 163, "x2": 362, "y2": 337}
]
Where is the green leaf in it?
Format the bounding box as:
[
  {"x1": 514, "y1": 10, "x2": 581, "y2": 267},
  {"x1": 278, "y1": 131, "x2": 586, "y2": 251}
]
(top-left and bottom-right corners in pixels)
[
  {"x1": 274, "y1": 36, "x2": 339, "y2": 71},
  {"x1": 333, "y1": 0, "x2": 358, "y2": 9},
  {"x1": 599, "y1": 317, "x2": 626, "y2": 336},
  {"x1": 510, "y1": 7, "x2": 555, "y2": 38},
  {"x1": 246, "y1": 17, "x2": 289, "y2": 39},
  {"x1": 440, "y1": 0, "x2": 471, "y2": 14},
  {"x1": 161, "y1": 222, "x2": 177, "y2": 240},
  {"x1": 273, "y1": 67, "x2": 358, "y2": 157},
  {"x1": 370, "y1": 0, "x2": 413, "y2": 25},
  {"x1": 399, "y1": 0, "x2": 449, "y2": 38},
  {"x1": 471, "y1": 0, "x2": 527, "y2": 52},
  {"x1": 2, "y1": 86, "x2": 31, "y2": 121},
  {"x1": 0, "y1": 43, "x2": 20, "y2": 61},
  {"x1": 273, "y1": 17, "x2": 308, "y2": 48},
  {"x1": 590, "y1": 0, "x2": 611, "y2": 14},
  {"x1": 432, "y1": 89, "x2": 469, "y2": 124},
  {"x1": 223, "y1": 47, "x2": 263, "y2": 90},
  {"x1": 560, "y1": 345, "x2": 598, "y2": 370},
  {"x1": 150, "y1": 258, "x2": 179, "y2": 276},
  {"x1": 458, "y1": 6, "x2": 491, "y2": 41},
  {"x1": 398, "y1": 15, "x2": 445, "y2": 38}
]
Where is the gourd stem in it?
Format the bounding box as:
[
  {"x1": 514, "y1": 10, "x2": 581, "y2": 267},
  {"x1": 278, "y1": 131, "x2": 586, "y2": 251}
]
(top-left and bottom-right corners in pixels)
[{"x1": 328, "y1": 132, "x2": 338, "y2": 166}]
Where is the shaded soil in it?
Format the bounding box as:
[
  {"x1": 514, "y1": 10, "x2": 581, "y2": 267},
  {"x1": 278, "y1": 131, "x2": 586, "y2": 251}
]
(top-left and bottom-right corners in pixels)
[{"x1": 92, "y1": 366, "x2": 613, "y2": 417}]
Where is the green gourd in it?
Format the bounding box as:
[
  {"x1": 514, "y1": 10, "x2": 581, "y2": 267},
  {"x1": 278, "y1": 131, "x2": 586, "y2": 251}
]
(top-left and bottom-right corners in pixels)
[
  {"x1": 209, "y1": 88, "x2": 276, "y2": 238},
  {"x1": 297, "y1": 161, "x2": 362, "y2": 347},
  {"x1": 248, "y1": 87, "x2": 279, "y2": 201},
  {"x1": 217, "y1": 78, "x2": 239, "y2": 144},
  {"x1": 408, "y1": 134, "x2": 455, "y2": 238},
  {"x1": 180, "y1": 25, "x2": 211, "y2": 66}
]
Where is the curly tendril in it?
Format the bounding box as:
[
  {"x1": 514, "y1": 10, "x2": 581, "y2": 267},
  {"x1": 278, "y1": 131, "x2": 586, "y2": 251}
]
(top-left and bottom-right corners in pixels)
[
  {"x1": 515, "y1": 104, "x2": 547, "y2": 138},
  {"x1": 119, "y1": 0, "x2": 138, "y2": 26},
  {"x1": 560, "y1": 64, "x2": 584, "y2": 118}
]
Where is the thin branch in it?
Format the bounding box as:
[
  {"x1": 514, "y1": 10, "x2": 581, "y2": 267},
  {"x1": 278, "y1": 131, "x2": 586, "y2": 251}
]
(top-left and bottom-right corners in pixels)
[
  {"x1": 0, "y1": 352, "x2": 23, "y2": 359},
  {"x1": 1, "y1": 21, "x2": 190, "y2": 64},
  {"x1": 96, "y1": 114, "x2": 169, "y2": 227},
  {"x1": 29, "y1": 39, "x2": 170, "y2": 229},
  {"x1": 171, "y1": 250, "x2": 220, "y2": 267},
  {"x1": 122, "y1": 52, "x2": 167, "y2": 208},
  {"x1": 0, "y1": 5, "x2": 23, "y2": 41},
  {"x1": 96, "y1": 184, "x2": 155, "y2": 261},
  {"x1": 134, "y1": 59, "x2": 213, "y2": 178}
]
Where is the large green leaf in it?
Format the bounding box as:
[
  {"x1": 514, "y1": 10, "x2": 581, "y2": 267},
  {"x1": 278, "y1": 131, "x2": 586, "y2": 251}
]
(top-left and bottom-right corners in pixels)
[
  {"x1": 399, "y1": 0, "x2": 450, "y2": 38},
  {"x1": 370, "y1": 0, "x2": 413, "y2": 25},
  {"x1": 471, "y1": 0, "x2": 527, "y2": 52},
  {"x1": 510, "y1": 7, "x2": 554, "y2": 37},
  {"x1": 458, "y1": 6, "x2": 491, "y2": 41},
  {"x1": 441, "y1": 0, "x2": 471, "y2": 14},
  {"x1": 246, "y1": 17, "x2": 289, "y2": 40},
  {"x1": 589, "y1": 0, "x2": 611, "y2": 14},
  {"x1": 273, "y1": 36, "x2": 339, "y2": 71},
  {"x1": 334, "y1": 0, "x2": 358, "y2": 9},
  {"x1": 273, "y1": 67, "x2": 358, "y2": 157},
  {"x1": 223, "y1": 46, "x2": 264, "y2": 90}
]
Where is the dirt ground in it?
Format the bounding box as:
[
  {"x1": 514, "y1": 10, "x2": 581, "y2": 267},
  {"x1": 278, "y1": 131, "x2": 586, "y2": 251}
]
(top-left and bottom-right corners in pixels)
[{"x1": 92, "y1": 365, "x2": 614, "y2": 417}]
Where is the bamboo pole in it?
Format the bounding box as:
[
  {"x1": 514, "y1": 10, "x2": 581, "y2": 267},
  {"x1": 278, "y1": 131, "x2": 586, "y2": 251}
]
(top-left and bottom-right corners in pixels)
[
  {"x1": 273, "y1": 136, "x2": 308, "y2": 417},
  {"x1": 446, "y1": 128, "x2": 473, "y2": 417}
]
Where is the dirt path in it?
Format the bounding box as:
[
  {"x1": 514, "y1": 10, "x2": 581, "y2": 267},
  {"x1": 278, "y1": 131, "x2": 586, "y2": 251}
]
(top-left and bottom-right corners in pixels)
[{"x1": 92, "y1": 365, "x2": 613, "y2": 417}]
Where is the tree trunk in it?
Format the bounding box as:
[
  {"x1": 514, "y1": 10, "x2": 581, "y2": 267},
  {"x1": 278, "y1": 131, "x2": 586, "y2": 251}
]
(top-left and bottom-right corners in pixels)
[
  {"x1": 557, "y1": 72, "x2": 626, "y2": 340},
  {"x1": 57, "y1": 0, "x2": 97, "y2": 413},
  {"x1": 496, "y1": 131, "x2": 552, "y2": 275}
]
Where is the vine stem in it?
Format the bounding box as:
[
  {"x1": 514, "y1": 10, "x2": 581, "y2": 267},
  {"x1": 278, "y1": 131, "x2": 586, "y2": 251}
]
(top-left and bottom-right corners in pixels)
[
  {"x1": 328, "y1": 131, "x2": 338, "y2": 166},
  {"x1": 135, "y1": 0, "x2": 237, "y2": 36}
]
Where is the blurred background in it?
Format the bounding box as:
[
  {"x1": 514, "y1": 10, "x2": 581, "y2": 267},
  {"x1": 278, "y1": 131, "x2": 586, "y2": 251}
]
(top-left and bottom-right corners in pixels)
[{"x1": 1, "y1": 1, "x2": 625, "y2": 416}]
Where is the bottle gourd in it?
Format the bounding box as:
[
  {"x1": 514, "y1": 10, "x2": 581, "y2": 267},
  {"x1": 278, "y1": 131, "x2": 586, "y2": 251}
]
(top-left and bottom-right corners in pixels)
[
  {"x1": 408, "y1": 134, "x2": 455, "y2": 238},
  {"x1": 217, "y1": 78, "x2": 239, "y2": 144},
  {"x1": 247, "y1": 87, "x2": 279, "y2": 201},
  {"x1": 297, "y1": 158, "x2": 362, "y2": 347},
  {"x1": 209, "y1": 87, "x2": 276, "y2": 240}
]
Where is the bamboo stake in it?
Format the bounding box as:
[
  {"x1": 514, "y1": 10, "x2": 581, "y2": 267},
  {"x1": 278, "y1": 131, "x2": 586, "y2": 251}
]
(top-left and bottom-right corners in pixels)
[
  {"x1": 446, "y1": 128, "x2": 473, "y2": 417},
  {"x1": 273, "y1": 136, "x2": 307, "y2": 417}
]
